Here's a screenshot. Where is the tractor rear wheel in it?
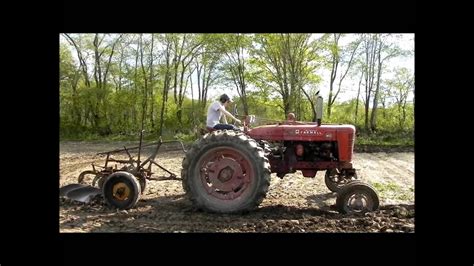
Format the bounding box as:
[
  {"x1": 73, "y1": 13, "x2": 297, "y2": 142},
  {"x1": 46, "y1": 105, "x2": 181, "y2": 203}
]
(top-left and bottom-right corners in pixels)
[
  {"x1": 336, "y1": 181, "x2": 379, "y2": 214},
  {"x1": 181, "y1": 130, "x2": 271, "y2": 213},
  {"x1": 102, "y1": 171, "x2": 141, "y2": 209}
]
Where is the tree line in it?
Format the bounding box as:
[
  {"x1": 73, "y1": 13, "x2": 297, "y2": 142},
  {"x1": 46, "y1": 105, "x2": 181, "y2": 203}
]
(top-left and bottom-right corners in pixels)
[{"x1": 60, "y1": 33, "x2": 414, "y2": 140}]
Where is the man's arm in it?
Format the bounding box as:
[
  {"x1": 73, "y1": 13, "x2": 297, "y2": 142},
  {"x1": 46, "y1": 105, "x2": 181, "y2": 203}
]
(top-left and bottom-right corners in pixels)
[
  {"x1": 222, "y1": 111, "x2": 228, "y2": 124},
  {"x1": 220, "y1": 108, "x2": 241, "y2": 124}
]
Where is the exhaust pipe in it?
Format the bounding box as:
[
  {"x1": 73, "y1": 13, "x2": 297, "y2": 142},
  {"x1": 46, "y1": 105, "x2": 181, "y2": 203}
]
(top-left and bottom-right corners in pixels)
[{"x1": 316, "y1": 96, "x2": 323, "y2": 126}]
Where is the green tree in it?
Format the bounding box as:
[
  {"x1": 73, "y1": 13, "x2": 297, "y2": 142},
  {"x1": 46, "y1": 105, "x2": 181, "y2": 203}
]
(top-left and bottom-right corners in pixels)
[
  {"x1": 193, "y1": 34, "x2": 223, "y2": 120},
  {"x1": 369, "y1": 34, "x2": 406, "y2": 132},
  {"x1": 252, "y1": 34, "x2": 324, "y2": 118},
  {"x1": 385, "y1": 67, "x2": 414, "y2": 130},
  {"x1": 217, "y1": 34, "x2": 252, "y2": 115},
  {"x1": 326, "y1": 34, "x2": 361, "y2": 119}
]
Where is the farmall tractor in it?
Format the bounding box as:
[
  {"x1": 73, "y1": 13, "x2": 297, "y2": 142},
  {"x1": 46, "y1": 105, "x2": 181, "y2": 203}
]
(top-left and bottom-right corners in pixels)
[
  {"x1": 63, "y1": 96, "x2": 379, "y2": 215},
  {"x1": 181, "y1": 96, "x2": 379, "y2": 214}
]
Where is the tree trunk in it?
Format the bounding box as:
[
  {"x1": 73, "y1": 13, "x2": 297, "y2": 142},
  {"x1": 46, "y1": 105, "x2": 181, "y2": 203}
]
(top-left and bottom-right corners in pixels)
[
  {"x1": 139, "y1": 34, "x2": 149, "y2": 136},
  {"x1": 363, "y1": 34, "x2": 377, "y2": 132},
  {"x1": 327, "y1": 34, "x2": 341, "y2": 119},
  {"x1": 328, "y1": 54, "x2": 338, "y2": 118},
  {"x1": 149, "y1": 34, "x2": 155, "y2": 131},
  {"x1": 370, "y1": 43, "x2": 382, "y2": 132},
  {"x1": 300, "y1": 86, "x2": 317, "y2": 121},
  {"x1": 63, "y1": 34, "x2": 91, "y2": 87},
  {"x1": 398, "y1": 103, "x2": 403, "y2": 129},
  {"x1": 355, "y1": 71, "x2": 363, "y2": 124},
  {"x1": 133, "y1": 41, "x2": 139, "y2": 129},
  {"x1": 158, "y1": 39, "x2": 173, "y2": 137},
  {"x1": 370, "y1": 37, "x2": 384, "y2": 133}
]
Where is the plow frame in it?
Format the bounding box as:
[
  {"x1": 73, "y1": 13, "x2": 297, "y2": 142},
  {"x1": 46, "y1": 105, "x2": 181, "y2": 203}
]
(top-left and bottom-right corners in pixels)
[{"x1": 78, "y1": 137, "x2": 187, "y2": 189}]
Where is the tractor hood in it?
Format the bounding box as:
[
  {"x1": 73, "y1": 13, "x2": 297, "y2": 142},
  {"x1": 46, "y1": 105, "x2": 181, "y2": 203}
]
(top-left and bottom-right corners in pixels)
[{"x1": 247, "y1": 123, "x2": 356, "y2": 142}]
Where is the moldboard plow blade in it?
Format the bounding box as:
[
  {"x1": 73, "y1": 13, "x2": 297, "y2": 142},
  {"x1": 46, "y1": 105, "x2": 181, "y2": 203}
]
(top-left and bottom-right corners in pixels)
[{"x1": 60, "y1": 183, "x2": 102, "y2": 203}]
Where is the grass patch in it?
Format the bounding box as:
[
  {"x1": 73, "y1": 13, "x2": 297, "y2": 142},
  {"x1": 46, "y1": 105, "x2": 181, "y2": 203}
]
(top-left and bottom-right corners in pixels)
[
  {"x1": 61, "y1": 128, "x2": 414, "y2": 151},
  {"x1": 356, "y1": 131, "x2": 414, "y2": 147},
  {"x1": 60, "y1": 131, "x2": 191, "y2": 142},
  {"x1": 371, "y1": 181, "x2": 414, "y2": 202}
]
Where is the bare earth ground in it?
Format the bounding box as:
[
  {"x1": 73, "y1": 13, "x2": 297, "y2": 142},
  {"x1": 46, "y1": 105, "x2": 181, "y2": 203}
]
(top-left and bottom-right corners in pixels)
[{"x1": 59, "y1": 141, "x2": 414, "y2": 233}]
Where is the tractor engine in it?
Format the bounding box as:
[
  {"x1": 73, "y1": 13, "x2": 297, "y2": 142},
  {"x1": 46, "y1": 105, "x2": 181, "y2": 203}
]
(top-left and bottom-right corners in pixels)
[
  {"x1": 263, "y1": 140, "x2": 338, "y2": 178},
  {"x1": 291, "y1": 141, "x2": 337, "y2": 161},
  {"x1": 247, "y1": 122, "x2": 356, "y2": 179}
]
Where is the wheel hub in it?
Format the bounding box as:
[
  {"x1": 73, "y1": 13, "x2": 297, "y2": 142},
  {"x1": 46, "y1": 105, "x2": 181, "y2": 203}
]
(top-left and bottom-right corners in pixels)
[
  {"x1": 347, "y1": 193, "x2": 369, "y2": 212},
  {"x1": 218, "y1": 166, "x2": 234, "y2": 182},
  {"x1": 112, "y1": 182, "x2": 130, "y2": 201},
  {"x1": 206, "y1": 157, "x2": 245, "y2": 192},
  {"x1": 198, "y1": 148, "x2": 254, "y2": 200}
]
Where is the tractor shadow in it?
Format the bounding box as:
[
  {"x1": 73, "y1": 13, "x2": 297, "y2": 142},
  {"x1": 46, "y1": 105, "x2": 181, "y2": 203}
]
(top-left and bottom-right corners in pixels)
[{"x1": 304, "y1": 192, "x2": 338, "y2": 210}]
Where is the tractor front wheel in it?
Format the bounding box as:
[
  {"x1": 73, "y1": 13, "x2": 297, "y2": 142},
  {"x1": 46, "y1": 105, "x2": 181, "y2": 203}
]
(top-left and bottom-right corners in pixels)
[{"x1": 336, "y1": 181, "x2": 379, "y2": 214}]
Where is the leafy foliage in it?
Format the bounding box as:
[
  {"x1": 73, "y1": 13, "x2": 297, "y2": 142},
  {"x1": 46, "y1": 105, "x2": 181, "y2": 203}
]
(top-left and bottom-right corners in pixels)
[{"x1": 60, "y1": 34, "x2": 414, "y2": 146}]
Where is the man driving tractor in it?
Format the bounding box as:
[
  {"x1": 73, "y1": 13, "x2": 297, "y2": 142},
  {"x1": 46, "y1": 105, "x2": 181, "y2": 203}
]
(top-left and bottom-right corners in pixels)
[{"x1": 206, "y1": 93, "x2": 241, "y2": 131}]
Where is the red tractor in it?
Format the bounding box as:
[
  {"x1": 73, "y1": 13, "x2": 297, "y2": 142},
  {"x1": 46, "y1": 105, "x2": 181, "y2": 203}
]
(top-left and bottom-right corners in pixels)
[
  {"x1": 64, "y1": 96, "x2": 379, "y2": 215},
  {"x1": 181, "y1": 96, "x2": 379, "y2": 214}
]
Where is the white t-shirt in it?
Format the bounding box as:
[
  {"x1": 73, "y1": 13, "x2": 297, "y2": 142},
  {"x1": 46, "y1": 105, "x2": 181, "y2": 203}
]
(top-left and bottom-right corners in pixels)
[{"x1": 206, "y1": 101, "x2": 224, "y2": 128}]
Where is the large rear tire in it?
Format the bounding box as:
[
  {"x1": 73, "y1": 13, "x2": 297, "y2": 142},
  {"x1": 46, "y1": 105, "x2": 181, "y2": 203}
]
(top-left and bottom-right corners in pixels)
[{"x1": 181, "y1": 130, "x2": 271, "y2": 213}]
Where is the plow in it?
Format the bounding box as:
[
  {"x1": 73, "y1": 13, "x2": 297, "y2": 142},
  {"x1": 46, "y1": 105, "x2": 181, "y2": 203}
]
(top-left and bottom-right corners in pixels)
[
  {"x1": 60, "y1": 96, "x2": 380, "y2": 214},
  {"x1": 60, "y1": 132, "x2": 186, "y2": 209}
]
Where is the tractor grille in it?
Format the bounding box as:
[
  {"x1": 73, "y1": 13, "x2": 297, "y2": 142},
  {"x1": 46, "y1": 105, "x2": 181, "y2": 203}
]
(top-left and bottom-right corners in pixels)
[{"x1": 347, "y1": 133, "x2": 354, "y2": 160}]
